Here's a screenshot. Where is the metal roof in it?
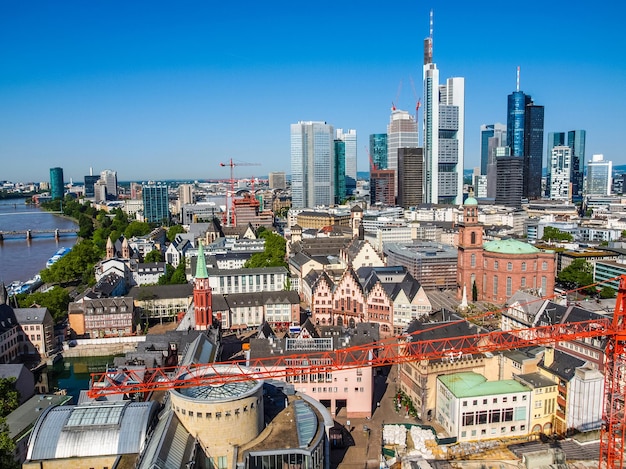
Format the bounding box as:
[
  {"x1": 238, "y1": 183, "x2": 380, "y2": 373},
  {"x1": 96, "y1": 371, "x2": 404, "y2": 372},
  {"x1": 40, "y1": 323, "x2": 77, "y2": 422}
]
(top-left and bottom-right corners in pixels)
[
  {"x1": 27, "y1": 400, "x2": 159, "y2": 461},
  {"x1": 294, "y1": 400, "x2": 316, "y2": 448},
  {"x1": 438, "y1": 372, "x2": 530, "y2": 398}
]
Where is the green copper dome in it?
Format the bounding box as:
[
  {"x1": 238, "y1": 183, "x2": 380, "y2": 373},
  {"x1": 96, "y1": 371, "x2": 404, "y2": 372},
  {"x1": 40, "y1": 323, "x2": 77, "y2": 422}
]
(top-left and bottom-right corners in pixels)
[
  {"x1": 483, "y1": 238, "x2": 540, "y2": 255},
  {"x1": 195, "y1": 241, "x2": 209, "y2": 279},
  {"x1": 464, "y1": 196, "x2": 478, "y2": 206}
]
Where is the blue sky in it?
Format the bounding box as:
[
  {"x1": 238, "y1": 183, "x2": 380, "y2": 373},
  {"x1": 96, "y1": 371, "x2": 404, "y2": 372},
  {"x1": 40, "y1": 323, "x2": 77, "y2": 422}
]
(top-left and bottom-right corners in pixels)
[{"x1": 1, "y1": 1, "x2": 625, "y2": 184}]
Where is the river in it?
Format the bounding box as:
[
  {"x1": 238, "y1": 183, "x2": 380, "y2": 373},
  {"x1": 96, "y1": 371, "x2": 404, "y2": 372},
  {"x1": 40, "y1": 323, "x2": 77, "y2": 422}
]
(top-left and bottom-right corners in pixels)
[{"x1": 0, "y1": 198, "x2": 78, "y2": 284}]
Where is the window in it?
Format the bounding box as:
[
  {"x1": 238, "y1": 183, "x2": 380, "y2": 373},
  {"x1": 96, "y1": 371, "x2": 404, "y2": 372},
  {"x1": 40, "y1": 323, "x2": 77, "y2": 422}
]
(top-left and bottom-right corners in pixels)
[
  {"x1": 493, "y1": 276, "x2": 498, "y2": 296},
  {"x1": 494, "y1": 261, "x2": 499, "y2": 270},
  {"x1": 471, "y1": 254, "x2": 476, "y2": 267},
  {"x1": 521, "y1": 262, "x2": 526, "y2": 271},
  {"x1": 542, "y1": 261, "x2": 548, "y2": 270},
  {"x1": 473, "y1": 400, "x2": 478, "y2": 406},
  {"x1": 506, "y1": 277, "x2": 512, "y2": 297},
  {"x1": 507, "y1": 262, "x2": 512, "y2": 271},
  {"x1": 521, "y1": 276, "x2": 526, "y2": 288},
  {"x1": 471, "y1": 232, "x2": 477, "y2": 244}
]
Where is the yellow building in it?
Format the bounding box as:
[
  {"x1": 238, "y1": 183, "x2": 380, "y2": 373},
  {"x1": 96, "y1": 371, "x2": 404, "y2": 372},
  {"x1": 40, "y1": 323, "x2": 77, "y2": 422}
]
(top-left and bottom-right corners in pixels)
[{"x1": 515, "y1": 372, "x2": 558, "y2": 435}]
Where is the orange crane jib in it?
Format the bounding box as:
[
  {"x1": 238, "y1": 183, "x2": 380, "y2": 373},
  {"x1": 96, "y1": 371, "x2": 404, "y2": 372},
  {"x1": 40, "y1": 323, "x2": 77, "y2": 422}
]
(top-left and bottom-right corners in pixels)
[{"x1": 88, "y1": 275, "x2": 626, "y2": 468}]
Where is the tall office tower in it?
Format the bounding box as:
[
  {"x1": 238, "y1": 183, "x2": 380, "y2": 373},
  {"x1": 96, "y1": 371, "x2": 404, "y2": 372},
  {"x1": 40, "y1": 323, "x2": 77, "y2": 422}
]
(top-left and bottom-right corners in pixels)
[
  {"x1": 494, "y1": 148, "x2": 523, "y2": 208},
  {"x1": 422, "y1": 11, "x2": 464, "y2": 204},
  {"x1": 369, "y1": 134, "x2": 388, "y2": 170},
  {"x1": 268, "y1": 171, "x2": 286, "y2": 190},
  {"x1": 84, "y1": 175, "x2": 99, "y2": 198},
  {"x1": 586, "y1": 154, "x2": 612, "y2": 195},
  {"x1": 370, "y1": 168, "x2": 395, "y2": 206},
  {"x1": 387, "y1": 109, "x2": 418, "y2": 197},
  {"x1": 524, "y1": 102, "x2": 544, "y2": 199},
  {"x1": 547, "y1": 130, "x2": 586, "y2": 200},
  {"x1": 142, "y1": 183, "x2": 170, "y2": 224},
  {"x1": 49, "y1": 167, "x2": 64, "y2": 200},
  {"x1": 100, "y1": 169, "x2": 118, "y2": 199},
  {"x1": 548, "y1": 146, "x2": 572, "y2": 201},
  {"x1": 334, "y1": 139, "x2": 347, "y2": 204},
  {"x1": 506, "y1": 69, "x2": 544, "y2": 200},
  {"x1": 480, "y1": 124, "x2": 506, "y2": 199},
  {"x1": 179, "y1": 184, "x2": 194, "y2": 205},
  {"x1": 290, "y1": 121, "x2": 335, "y2": 209},
  {"x1": 336, "y1": 128, "x2": 357, "y2": 195},
  {"x1": 397, "y1": 148, "x2": 424, "y2": 209},
  {"x1": 480, "y1": 123, "x2": 506, "y2": 174},
  {"x1": 94, "y1": 180, "x2": 108, "y2": 202}
]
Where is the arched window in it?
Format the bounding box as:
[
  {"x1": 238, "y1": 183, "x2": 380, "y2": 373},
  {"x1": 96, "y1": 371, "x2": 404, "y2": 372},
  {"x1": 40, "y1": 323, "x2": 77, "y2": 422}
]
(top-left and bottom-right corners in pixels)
[
  {"x1": 470, "y1": 232, "x2": 476, "y2": 245},
  {"x1": 471, "y1": 254, "x2": 476, "y2": 267}
]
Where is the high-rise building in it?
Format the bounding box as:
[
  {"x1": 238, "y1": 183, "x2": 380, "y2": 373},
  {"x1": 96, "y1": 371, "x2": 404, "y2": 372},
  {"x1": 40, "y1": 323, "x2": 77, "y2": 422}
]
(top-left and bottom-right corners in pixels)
[
  {"x1": 370, "y1": 169, "x2": 395, "y2": 206},
  {"x1": 387, "y1": 109, "x2": 418, "y2": 197},
  {"x1": 178, "y1": 184, "x2": 194, "y2": 205},
  {"x1": 142, "y1": 183, "x2": 170, "y2": 224},
  {"x1": 397, "y1": 148, "x2": 424, "y2": 209},
  {"x1": 336, "y1": 129, "x2": 357, "y2": 195},
  {"x1": 547, "y1": 130, "x2": 586, "y2": 200},
  {"x1": 495, "y1": 148, "x2": 523, "y2": 208},
  {"x1": 548, "y1": 146, "x2": 572, "y2": 201},
  {"x1": 523, "y1": 102, "x2": 544, "y2": 200},
  {"x1": 506, "y1": 72, "x2": 544, "y2": 200},
  {"x1": 268, "y1": 172, "x2": 286, "y2": 190},
  {"x1": 49, "y1": 167, "x2": 64, "y2": 200},
  {"x1": 84, "y1": 175, "x2": 99, "y2": 199},
  {"x1": 334, "y1": 139, "x2": 347, "y2": 204},
  {"x1": 369, "y1": 134, "x2": 388, "y2": 170},
  {"x1": 290, "y1": 121, "x2": 335, "y2": 209},
  {"x1": 586, "y1": 154, "x2": 612, "y2": 196},
  {"x1": 100, "y1": 170, "x2": 118, "y2": 199},
  {"x1": 423, "y1": 12, "x2": 464, "y2": 204},
  {"x1": 480, "y1": 124, "x2": 506, "y2": 199}
]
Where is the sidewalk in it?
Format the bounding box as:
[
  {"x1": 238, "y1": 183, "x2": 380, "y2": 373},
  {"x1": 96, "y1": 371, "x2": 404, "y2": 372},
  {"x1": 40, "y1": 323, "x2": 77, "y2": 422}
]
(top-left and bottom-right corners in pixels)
[{"x1": 332, "y1": 365, "x2": 407, "y2": 469}]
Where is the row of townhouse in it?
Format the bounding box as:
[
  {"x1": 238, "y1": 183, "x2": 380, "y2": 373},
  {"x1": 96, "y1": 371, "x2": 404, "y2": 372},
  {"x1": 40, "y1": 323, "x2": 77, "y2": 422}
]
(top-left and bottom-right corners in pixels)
[{"x1": 307, "y1": 266, "x2": 432, "y2": 336}]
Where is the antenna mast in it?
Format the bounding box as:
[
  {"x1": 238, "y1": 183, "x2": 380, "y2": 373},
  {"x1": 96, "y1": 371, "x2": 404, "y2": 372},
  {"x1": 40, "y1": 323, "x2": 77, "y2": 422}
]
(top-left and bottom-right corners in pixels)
[{"x1": 516, "y1": 66, "x2": 520, "y2": 92}]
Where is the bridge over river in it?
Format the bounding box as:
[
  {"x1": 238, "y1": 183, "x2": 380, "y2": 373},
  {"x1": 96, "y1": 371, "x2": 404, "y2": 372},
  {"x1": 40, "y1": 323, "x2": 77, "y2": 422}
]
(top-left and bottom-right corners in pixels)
[{"x1": 0, "y1": 228, "x2": 79, "y2": 241}]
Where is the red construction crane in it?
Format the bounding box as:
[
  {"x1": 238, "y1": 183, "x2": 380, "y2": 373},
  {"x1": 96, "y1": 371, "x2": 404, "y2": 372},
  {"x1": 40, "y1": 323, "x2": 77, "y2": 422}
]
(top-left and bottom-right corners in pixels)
[
  {"x1": 88, "y1": 276, "x2": 626, "y2": 468},
  {"x1": 219, "y1": 158, "x2": 261, "y2": 226}
]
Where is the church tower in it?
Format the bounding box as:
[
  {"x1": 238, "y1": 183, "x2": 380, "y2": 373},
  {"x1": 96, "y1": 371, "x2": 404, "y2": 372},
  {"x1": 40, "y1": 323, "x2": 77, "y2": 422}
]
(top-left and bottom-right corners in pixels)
[
  {"x1": 106, "y1": 237, "x2": 114, "y2": 259},
  {"x1": 457, "y1": 192, "x2": 483, "y2": 300},
  {"x1": 193, "y1": 241, "x2": 213, "y2": 329}
]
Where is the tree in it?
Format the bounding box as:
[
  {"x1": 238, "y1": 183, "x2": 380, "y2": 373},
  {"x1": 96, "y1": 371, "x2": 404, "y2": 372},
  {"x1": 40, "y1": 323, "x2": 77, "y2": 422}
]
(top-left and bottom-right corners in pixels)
[
  {"x1": 0, "y1": 418, "x2": 18, "y2": 469},
  {"x1": 144, "y1": 250, "x2": 164, "y2": 263},
  {"x1": 170, "y1": 259, "x2": 188, "y2": 284},
  {"x1": 472, "y1": 281, "x2": 478, "y2": 302},
  {"x1": 599, "y1": 286, "x2": 616, "y2": 299},
  {"x1": 124, "y1": 221, "x2": 151, "y2": 239},
  {"x1": 78, "y1": 213, "x2": 94, "y2": 238},
  {"x1": 244, "y1": 232, "x2": 287, "y2": 268},
  {"x1": 0, "y1": 378, "x2": 19, "y2": 416},
  {"x1": 542, "y1": 226, "x2": 573, "y2": 242},
  {"x1": 167, "y1": 225, "x2": 186, "y2": 242},
  {"x1": 557, "y1": 259, "x2": 594, "y2": 293},
  {"x1": 17, "y1": 287, "x2": 71, "y2": 323}
]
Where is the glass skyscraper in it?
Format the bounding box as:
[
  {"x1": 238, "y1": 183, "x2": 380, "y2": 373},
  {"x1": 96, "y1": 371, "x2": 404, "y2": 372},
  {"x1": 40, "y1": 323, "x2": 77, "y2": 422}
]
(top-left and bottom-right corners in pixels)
[
  {"x1": 49, "y1": 167, "x2": 64, "y2": 200},
  {"x1": 290, "y1": 121, "x2": 334, "y2": 209},
  {"x1": 334, "y1": 139, "x2": 346, "y2": 204},
  {"x1": 369, "y1": 133, "x2": 388, "y2": 170},
  {"x1": 336, "y1": 129, "x2": 357, "y2": 195},
  {"x1": 387, "y1": 109, "x2": 418, "y2": 197},
  {"x1": 506, "y1": 89, "x2": 544, "y2": 200},
  {"x1": 142, "y1": 183, "x2": 170, "y2": 224},
  {"x1": 547, "y1": 130, "x2": 586, "y2": 200}
]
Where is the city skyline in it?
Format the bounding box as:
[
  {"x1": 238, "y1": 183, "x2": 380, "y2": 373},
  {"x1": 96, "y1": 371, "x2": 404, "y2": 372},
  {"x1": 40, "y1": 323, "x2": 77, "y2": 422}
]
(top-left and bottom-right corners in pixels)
[{"x1": 1, "y1": 1, "x2": 625, "y2": 183}]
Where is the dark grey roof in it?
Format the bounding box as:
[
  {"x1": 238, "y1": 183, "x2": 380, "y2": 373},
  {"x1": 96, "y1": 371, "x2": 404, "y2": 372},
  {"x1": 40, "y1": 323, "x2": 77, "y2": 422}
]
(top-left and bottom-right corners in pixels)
[
  {"x1": 516, "y1": 372, "x2": 556, "y2": 389},
  {"x1": 0, "y1": 303, "x2": 18, "y2": 334},
  {"x1": 206, "y1": 266, "x2": 288, "y2": 276},
  {"x1": 93, "y1": 272, "x2": 125, "y2": 297},
  {"x1": 225, "y1": 290, "x2": 300, "y2": 308},
  {"x1": 541, "y1": 350, "x2": 586, "y2": 381},
  {"x1": 129, "y1": 284, "x2": 193, "y2": 300},
  {"x1": 13, "y1": 307, "x2": 50, "y2": 325}
]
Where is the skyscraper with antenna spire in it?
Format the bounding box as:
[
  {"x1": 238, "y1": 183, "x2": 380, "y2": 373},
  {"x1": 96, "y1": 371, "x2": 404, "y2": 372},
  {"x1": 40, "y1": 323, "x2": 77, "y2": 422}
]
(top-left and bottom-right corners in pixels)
[
  {"x1": 422, "y1": 10, "x2": 464, "y2": 205},
  {"x1": 506, "y1": 67, "x2": 544, "y2": 200}
]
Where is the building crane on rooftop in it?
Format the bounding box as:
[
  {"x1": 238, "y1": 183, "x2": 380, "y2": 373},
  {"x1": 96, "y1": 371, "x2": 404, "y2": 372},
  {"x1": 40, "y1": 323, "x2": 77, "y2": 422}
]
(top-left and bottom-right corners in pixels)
[{"x1": 219, "y1": 158, "x2": 261, "y2": 226}]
